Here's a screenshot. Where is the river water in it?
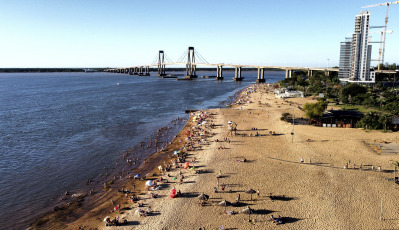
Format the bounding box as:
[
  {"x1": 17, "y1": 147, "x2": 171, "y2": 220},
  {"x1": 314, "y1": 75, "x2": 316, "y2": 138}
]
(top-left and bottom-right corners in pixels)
[{"x1": 0, "y1": 70, "x2": 284, "y2": 229}]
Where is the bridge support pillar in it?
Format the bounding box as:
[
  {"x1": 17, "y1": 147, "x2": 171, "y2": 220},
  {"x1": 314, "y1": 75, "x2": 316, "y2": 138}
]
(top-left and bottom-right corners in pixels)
[
  {"x1": 234, "y1": 67, "x2": 243, "y2": 81},
  {"x1": 256, "y1": 68, "x2": 266, "y2": 83},
  {"x1": 325, "y1": 70, "x2": 330, "y2": 76},
  {"x1": 307, "y1": 69, "x2": 314, "y2": 77},
  {"x1": 138, "y1": 66, "x2": 144, "y2": 76},
  {"x1": 125, "y1": 68, "x2": 129, "y2": 74},
  {"x1": 133, "y1": 67, "x2": 138, "y2": 75},
  {"x1": 158, "y1": 50, "x2": 166, "y2": 76},
  {"x1": 185, "y1": 47, "x2": 197, "y2": 78},
  {"x1": 216, "y1": 66, "x2": 224, "y2": 80},
  {"x1": 129, "y1": 68, "x2": 133, "y2": 75},
  {"x1": 117, "y1": 69, "x2": 121, "y2": 73},
  {"x1": 285, "y1": 69, "x2": 292, "y2": 78},
  {"x1": 144, "y1": 66, "x2": 150, "y2": 76}
]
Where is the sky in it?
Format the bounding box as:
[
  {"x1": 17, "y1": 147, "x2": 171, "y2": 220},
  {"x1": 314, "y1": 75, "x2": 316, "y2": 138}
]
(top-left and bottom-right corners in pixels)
[{"x1": 0, "y1": 0, "x2": 398, "y2": 68}]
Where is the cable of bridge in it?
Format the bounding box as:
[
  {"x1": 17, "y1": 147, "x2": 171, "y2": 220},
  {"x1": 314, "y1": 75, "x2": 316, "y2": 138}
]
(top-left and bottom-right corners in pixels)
[
  {"x1": 194, "y1": 49, "x2": 209, "y2": 64},
  {"x1": 176, "y1": 49, "x2": 188, "y2": 63}
]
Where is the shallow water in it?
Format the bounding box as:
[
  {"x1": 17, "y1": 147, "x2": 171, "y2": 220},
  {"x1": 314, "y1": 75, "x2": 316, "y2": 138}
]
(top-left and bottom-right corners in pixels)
[{"x1": 0, "y1": 70, "x2": 284, "y2": 229}]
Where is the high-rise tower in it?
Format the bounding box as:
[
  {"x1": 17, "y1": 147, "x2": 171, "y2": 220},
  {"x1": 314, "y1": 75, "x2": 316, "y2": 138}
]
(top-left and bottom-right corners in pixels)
[{"x1": 339, "y1": 11, "x2": 375, "y2": 83}]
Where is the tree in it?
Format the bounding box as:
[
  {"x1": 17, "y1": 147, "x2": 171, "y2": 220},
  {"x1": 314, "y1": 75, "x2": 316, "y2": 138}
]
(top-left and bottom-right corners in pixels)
[
  {"x1": 303, "y1": 100, "x2": 328, "y2": 120},
  {"x1": 357, "y1": 111, "x2": 381, "y2": 130},
  {"x1": 379, "y1": 114, "x2": 391, "y2": 131},
  {"x1": 340, "y1": 84, "x2": 367, "y2": 104}
]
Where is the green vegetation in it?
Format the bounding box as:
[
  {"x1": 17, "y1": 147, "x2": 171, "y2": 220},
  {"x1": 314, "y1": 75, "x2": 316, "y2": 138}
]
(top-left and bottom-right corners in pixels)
[
  {"x1": 279, "y1": 66, "x2": 398, "y2": 130},
  {"x1": 334, "y1": 104, "x2": 379, "y2": 114},
  {"x1": 303, "y1": 100, "x2": 328, "y2": 120}
]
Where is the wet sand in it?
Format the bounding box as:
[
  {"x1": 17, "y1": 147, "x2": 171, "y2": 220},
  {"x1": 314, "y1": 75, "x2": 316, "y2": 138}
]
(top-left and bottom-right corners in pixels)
[{"x1": 32, "y1": 84, "x2": 399, "y2": 230}]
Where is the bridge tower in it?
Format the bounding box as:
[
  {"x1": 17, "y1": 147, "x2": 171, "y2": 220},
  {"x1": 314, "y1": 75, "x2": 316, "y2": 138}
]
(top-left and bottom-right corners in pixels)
[
  {"x1": 185, "y1": 47, "x2": 197, "y2": 78},
  {"x1": 158, "y1": 50, "x2": 166, "y2": 76},
  {"x1": 256, "y1": 68, "x2": 266, "y2": 83},
  {"x1": 234, "y1": 67, "x2": 243, "y2": 81}
]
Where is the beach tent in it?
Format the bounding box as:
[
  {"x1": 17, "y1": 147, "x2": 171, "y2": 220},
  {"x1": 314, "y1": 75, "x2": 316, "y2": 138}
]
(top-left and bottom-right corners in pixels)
[
  {"x1": 169, "y1": 188, "x2": 177, "y2": 198},
  {"x1": 145, "y1": 180, "x2": 154, "y2": 187},
  {"x1": 184, "y1": 162, "x2": 189, "y2": 169}
]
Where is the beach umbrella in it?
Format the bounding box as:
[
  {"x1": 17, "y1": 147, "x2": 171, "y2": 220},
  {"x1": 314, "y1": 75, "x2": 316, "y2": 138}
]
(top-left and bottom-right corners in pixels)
[
  {"x1": 218, "y1": 200, "x2": 231, "y2": 206},
  {"x1": 240, "y1": 206, "x2": 254, "y2": 222},
  {"x1": 197, "y1": 193, "x2": 209, "y2": 200},
  {"x1": 134, "y1": 174, "x2": 140, "y2": 179},
  {"x1": 219, "y1": 200, "x2": 231, "y2": 211},
  {"x1": 184, "y1": 162, "x2": 189, "y2": 169},
  {"x1": 104, "y1": 216, "x2": 110, "y2": 223},
  {"x1": 174, "y1": 150, "x2": 179, "y2": 154},
  {"x1": 145, "y1": 180, "x2": 154, "y2": 187},
  {"x1": 169, "y1": 188, "x2": 177, "y2": 198},
  {"x1": 240, "y1": 206, "x2": 254, "y2": 214},
  {"x1": 246, "y1": 189, "x2": 256, "y2": 200},
  {"x1": 172, "y1": 177, "x2": 177, "y2": 180}
]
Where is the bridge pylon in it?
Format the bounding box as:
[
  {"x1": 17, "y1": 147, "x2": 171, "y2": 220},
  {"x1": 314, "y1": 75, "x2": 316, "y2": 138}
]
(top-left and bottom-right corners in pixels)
[
  {"x1": 138, "y1": 66, "x2": 144, "y2": 76},
  {"x1": 256, "y1": 68, "x2": 266, "y2": 83},
  {"x1": 234, "y1": 67, "x2": 243, "y2": 81},
  {"x1": 158, "y1": 50, "x2": 166, "y2": 76},
  {"x1": 144, "y1": 66, "x2": 150, "y2": 76},
  {"x1": 285, "y1": 69, "x2": 292, "y2": 79},
  {"x1": 185, "y1": 47, "x2": 197, "y2": 79},
  {"x1": 216, "y1": 65, "x2": 224, "y2": 80}
]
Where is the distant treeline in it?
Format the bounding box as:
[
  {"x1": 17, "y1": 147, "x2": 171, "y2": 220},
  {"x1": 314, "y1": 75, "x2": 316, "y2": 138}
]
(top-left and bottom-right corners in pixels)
[{"x1": 0, "y1": 68, "x2": 107, "y2": 73}]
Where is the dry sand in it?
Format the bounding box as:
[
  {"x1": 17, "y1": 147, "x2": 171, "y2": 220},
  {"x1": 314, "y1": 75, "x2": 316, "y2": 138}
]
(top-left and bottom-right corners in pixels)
[{"x1": 58, "y1": 84, "x2": 399, "y2": 229}]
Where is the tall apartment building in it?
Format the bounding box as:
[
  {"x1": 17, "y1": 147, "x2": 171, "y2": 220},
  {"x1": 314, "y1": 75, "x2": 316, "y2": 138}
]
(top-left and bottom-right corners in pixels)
[{"x1": 339, "y1": 11, "x2": 375, "y2": 83}]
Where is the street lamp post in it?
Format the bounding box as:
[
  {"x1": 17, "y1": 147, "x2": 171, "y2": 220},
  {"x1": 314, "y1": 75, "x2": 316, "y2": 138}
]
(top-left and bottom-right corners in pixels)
[{"x1": 291, "y1": 110, "x2": 295, "y2": 143}]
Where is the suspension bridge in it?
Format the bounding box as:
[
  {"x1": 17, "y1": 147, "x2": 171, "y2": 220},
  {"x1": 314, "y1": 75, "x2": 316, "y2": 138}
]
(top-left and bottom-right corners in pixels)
[{"x1": 105, "y1": 46, "x2": 339, "y2": 82}]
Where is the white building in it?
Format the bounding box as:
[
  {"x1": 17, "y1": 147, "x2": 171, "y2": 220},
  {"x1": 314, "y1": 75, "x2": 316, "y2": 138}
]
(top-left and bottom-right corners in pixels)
[
  {"x1": 339, "y1": 11, "x2": 375, "y2": 83},
  {"x1": 275, "y1": 88, "x2": 304, "y2": 98}
]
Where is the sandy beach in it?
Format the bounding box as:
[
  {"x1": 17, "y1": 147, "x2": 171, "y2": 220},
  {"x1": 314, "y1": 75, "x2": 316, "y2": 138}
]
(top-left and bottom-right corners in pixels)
[{"x1": 33, "y1": 84, "x2": 399, "y2": 230}]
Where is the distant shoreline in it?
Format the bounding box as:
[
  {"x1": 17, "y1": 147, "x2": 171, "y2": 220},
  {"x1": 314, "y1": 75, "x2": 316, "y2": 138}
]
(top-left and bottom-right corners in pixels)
[
  {"x1": 0, "y1": 68, "x2": 106, "y2": 73},
  {"x1": 0, "y1": 68, "x2": 284, "y2": 73}
]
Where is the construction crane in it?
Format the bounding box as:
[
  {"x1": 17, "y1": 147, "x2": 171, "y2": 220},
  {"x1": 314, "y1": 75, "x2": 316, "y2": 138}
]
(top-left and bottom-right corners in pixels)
[{"x1": 362, "y1": 1, "x2": 399, "y2": 70}]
